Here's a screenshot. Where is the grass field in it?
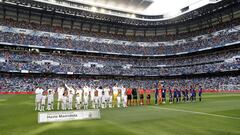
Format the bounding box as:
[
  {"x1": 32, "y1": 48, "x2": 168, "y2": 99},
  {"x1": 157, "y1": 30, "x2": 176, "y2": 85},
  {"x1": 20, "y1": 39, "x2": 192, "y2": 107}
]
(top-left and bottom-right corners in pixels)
[{"x1": 0, "y1": 93, "x2": 240, "y2": 135}]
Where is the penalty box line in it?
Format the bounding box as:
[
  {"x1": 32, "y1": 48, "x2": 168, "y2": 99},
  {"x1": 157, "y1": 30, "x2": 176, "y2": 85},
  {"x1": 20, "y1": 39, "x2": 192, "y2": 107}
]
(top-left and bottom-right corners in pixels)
[{"x1": 149, "y1": 106, "x2": 240, "y2": 120}]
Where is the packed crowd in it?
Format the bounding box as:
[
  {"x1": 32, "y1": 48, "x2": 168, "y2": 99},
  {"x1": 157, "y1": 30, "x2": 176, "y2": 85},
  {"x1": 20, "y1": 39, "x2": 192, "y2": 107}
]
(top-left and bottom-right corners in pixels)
[
  {"x1": 0, "y1": 19, "x2": 240, "y2": 55},
  {"x1": 0, "y1": 30, "x2": 239, "y2": 56},
  {"x1": 1, "y1": 74, "x2": 239, "y2": 92},
  {"x1": 1, "y1": 18, "x2": 239, "y2": 42},
  {"x1": 1, "y1": 48, "x2": 239, "y2": 66},
  {"x1": 0, "y1": 58, "x2": 238, "y2": 76},
  {"x1": 0, "y1": 48, "x2": 239, "y2": 76}
]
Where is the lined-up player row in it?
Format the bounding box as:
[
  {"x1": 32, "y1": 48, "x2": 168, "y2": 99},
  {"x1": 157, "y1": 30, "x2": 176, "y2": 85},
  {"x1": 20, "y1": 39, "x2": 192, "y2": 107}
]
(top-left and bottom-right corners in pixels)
[{"x1": 34, "y1": 83, "x2": 203, "y2": 111}]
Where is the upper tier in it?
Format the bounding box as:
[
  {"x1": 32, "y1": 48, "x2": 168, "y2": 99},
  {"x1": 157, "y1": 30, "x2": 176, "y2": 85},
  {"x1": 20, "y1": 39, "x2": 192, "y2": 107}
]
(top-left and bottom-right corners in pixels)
[{"x1": 0, "y1": 24, "x2": 240, "y2": 56}]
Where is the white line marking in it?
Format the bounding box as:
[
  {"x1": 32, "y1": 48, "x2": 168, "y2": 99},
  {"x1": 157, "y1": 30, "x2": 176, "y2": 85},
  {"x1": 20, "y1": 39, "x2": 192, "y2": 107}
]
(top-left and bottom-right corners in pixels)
[{"x1": 149, "y1": 106, "x2": 240, "y2": 120}]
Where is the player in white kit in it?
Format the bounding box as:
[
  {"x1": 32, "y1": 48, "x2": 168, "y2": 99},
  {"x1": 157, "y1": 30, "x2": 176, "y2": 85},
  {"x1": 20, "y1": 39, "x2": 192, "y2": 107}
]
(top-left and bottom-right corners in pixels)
[
  {"x1": 47, "y1": 88, "x2": 54, "y2": 111},
  {"x1": 93, "y1": 88, "x2": 99, "y2": 109},
  {"x1": 90, "y1": 86, "x2": 95, "y2": 108},
  {"x1": 103, "y1": 86, "x2": 110, "y2": 108},
  {"x1": 65, "y1": 84, "x2": 75, "y2": 110},
  {"x1": 96, "y1": 86, "x2": 105, "y2": 109},
  {"x1": 97, "y1": 86, "x2": 103, "y2": 108},
  {"x1": 112, "y1": 84, "x2": 119, "y2": 107},
  {"x1": 35, "y1": 85, "x2": 44, "y2": 111},
  {"x1": 123, "y1": 91, "x2": 128, "y2": 108},
  {"x1": 109, "y1": 87, "x2": 113, "y2": 108},
  {"x1": 83, "y1": 85, "x2": 90, "y2": 109},
  {"x1": 62, "y1": 90, "x2": 68, "y2": 110},
  {"x1": 121, "y1": 86, "x2": 126, "y2": 104},
  {"x1": 40, "y1": 92, "x2": 47, "y2": 111},
  {"x1": 68, "y1": 90, "x2": 74, "y2": 110},
  {"x1": 75, "y1": 92, "x2": 81, "y2": 110},
  {"x1": 57, "y1": 84, "x2": 65, "y2": 110},
  {"x1": 75, "y1": 86, "x2": 83, "y2": 109},
  {"x1": 117, "y1": 89, "x2": 122, "y2": 108}
]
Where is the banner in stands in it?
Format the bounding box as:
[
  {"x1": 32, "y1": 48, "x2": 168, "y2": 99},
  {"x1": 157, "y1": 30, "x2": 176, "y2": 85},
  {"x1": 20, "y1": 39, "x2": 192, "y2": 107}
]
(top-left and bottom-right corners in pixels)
[{"x1": 38, "y1": 109, "x2": 101, "y2": 123}]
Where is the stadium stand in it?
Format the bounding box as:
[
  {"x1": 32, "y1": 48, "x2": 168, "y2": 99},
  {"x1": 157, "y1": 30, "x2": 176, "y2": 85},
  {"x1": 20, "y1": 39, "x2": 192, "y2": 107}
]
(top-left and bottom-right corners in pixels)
[{"x1": 0, "y1": 0, "x2": 239, "y2": 93}]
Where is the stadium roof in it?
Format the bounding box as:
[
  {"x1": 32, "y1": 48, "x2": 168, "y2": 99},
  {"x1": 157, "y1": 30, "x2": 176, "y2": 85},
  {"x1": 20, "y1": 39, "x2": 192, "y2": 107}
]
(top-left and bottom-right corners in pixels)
[{"x1": 10, "y1": 0, "x2": 224, "y2": 21}]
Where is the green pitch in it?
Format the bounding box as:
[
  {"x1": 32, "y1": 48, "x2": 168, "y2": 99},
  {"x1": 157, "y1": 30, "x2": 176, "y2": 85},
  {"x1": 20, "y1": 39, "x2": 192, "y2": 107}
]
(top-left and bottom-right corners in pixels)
[{"x1": 0, "y1": 93, "x2": 240, "y2": 135}]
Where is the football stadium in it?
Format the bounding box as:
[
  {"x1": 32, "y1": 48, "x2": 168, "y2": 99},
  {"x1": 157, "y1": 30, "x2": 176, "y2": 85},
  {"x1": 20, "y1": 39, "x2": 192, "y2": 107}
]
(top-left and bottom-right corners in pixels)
[{"x1": 0, "y1": 0, "x2": 240, "y2": 135}]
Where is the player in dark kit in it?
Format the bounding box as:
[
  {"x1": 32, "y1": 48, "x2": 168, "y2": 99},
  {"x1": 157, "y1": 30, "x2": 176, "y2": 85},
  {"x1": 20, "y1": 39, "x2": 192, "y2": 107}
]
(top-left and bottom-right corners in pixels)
[
  {"x1": 185, "y1": 87, "x2": 189, "y2": 101},
  {"x1": 177, "y1": 88, "x2": 181, "y2": 102},
  {"x1": 193, "y1": 87, "x2": 196, "y2": 101},
  {"x1": 146, "y1": 88, "x2": 151, "y2": 105},
  {"x1": 132, "y1": 88, "x2": 138, "y2": 106},
  {"x1": 182, "y1": 87, "x2": 186, "y2": 102},
  {"x1": 198, "y1": 85, "x2": 203, "y2": 101},
  {"x1": 173, "y1": 87, "x2": 178, "y2": 103},
  {"x1": 154, "y1": 83, "x2": 159, "y2": 105},
  {"x1": 190, "y1": 86, "x2": 194, "y2": 102},
  {"x1": 162, "y1": 85, "x2": 166, "y2": 104},
  {"x1": 139, "y1": 87, "x2": 144, "y2": 105},
  {"x1": 126, "y1": 87, "x2": 132, "y2": 106},
  {"x1": 168, "y1": 87, "x2": 173, "y2": 104}
]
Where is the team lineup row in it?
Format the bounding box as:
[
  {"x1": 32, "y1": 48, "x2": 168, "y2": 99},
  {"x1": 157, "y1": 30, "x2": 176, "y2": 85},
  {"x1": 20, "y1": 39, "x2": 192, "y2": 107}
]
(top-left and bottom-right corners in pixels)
[{"x1": 35, "y1": 83, "x2": 203, "y2": 111}]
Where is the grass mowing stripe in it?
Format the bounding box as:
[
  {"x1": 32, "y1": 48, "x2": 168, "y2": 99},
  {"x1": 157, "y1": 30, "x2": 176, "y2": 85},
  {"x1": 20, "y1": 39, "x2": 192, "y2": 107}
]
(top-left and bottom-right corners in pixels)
[
  {"x1": 149, "y1": 106, "x2": 240, "y2": 120},
  {"x1": 0, "y1": 94, "x2": 240, "y2": 135},
  {"x1": 25, "y1": 123, "x2": 65, "y2": 135}
]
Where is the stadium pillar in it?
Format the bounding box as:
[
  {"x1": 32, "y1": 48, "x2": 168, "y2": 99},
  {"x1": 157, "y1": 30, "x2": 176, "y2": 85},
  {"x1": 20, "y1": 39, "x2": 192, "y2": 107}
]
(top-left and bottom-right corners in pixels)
[
  {"x1": 40, "y1": 13, "x2": 43, "y2": 25},
  {"x1": 176, "y1": 25, "x2": 179, "y2": 35},
  {"x1": 71, "y1": 19, "x2": 74, "y2": 30},
  {"x1": 155, "y1": 27, "x2": 157, "y2": 36},
  {"x1": 230, "y1": 7, "x2": 234, "y2": 21},
  {"x1": 80, "y1": 22, "x2": 83, "y2": 31},
  {"x1": 2, "y1": 4, "x2": 6, "y2": 20},
  {"x1": 115, "y1": 27, "x2": 118, "y2": 35},
  {"x1": 28, "y1": 9, "x2": 31, "y2": 23},
  {"x1": 98, "y1": 24, "x2": 101, "y2": 33},
  {"x1": 16, "y1": 5, "x2": 19, "y2": 22},
  {"x1": 50, "y1": 14, "x2": 54, "y2": 27},
  {"x1": 61, "y1": 18, "x2": 63, "y2": 28},
  {"x1": 89, "y1": 23, "x2": 92, "y2": 32},
  {"x1": 165, "y1": 27, "x2": 167, "y2": 35}
]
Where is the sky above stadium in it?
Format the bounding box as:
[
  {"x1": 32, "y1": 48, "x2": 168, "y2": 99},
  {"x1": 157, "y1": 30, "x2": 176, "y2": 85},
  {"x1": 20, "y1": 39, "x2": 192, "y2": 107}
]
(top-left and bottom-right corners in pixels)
[
  {"x1": 144, "y1": 0, "x2": 204, "y2": 15},
  {"x1": 71, "y1": 0, "x2": 209, "y2": 15}
]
